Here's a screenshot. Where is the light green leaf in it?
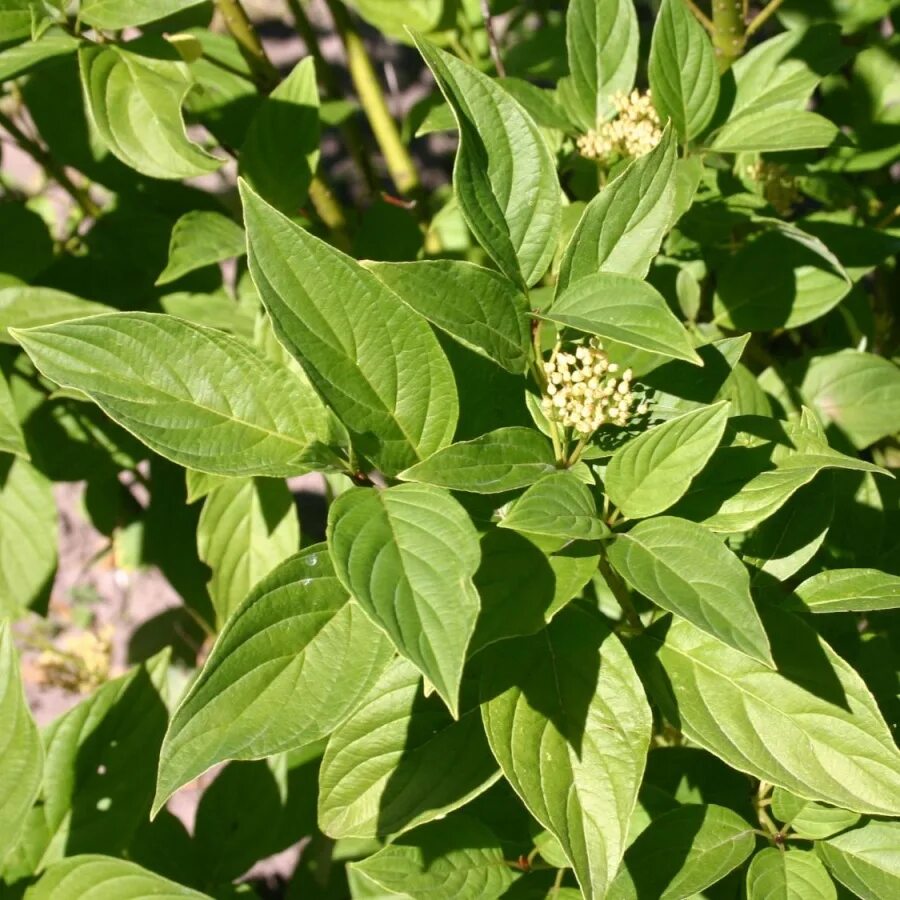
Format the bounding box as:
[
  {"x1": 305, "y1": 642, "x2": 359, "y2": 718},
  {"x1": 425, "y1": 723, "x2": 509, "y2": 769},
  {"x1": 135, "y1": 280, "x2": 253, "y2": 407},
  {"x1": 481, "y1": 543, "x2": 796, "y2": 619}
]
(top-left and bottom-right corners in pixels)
[
  {"x1": 649, "y1": 0, "x2": 719, "y2": 141},
  {"x1": 318, "y1": 658, "x2": 499, "y2": 839},
  {"x1": 557, "y1": 0, "x2": 639, "y2": 131},
  {"x1": 0, "y1": 34, "x2": 79, "y2": 82},
  {"x1": 653, "y1": 611, "x2": 900, "y2": 816},
  {"x1": 350, "y1": 0, "x2": 446, "y2": 41},
  {"x1": 556, "y1": 128, "x2": 677, "y2": 290},
  {"x1": 746, "y1": 848, "x2": 836, "y2": 900},
  {"x1": 481, "y1": 606, "x2": 651, "y2": 899},
  {"x1": 0, "y1": 287, "x2": 112, "y2": 343},
  {"x1": 0, "y1": 1, "x2": 36, "y2": 44},
  {"x1": 239, "y1": 57, "x2": 320, "y2": 214},
  {"x1": 499, "y1": 471, "x2": 609, "y2": 541},
  {"x1": 399, "y1": 427, "x2": 557, "y2": 494},
  {"x1": 540, "y1": 274, "x2": 701, "y2": 365},
  {"x1": 818, "y1": 820, "x2": 900, "y2": 900},
  {"x1": 349, "y1": 815, "x2": 516, "y2": 899},
  {"x1": 0, "y1": 372, "x2": 27, "y2": 459},
  {"x1": 413, "y1": 34, "x2": 561, "y2": 288},
  {"x1": 328, "y1": 484, "x2": 481, "y2": 716},
  {"x1": 15, "y1": 313, "x2": 344, "y2": 478},
  {"x1": 609, "y1": 516, "x2": 772, "y2": 664},
  {"x1": 79, "y1": 0, "x2": 207, "y2": 30},
  {"x1": 710, "y1": 110, "x2": 841, "y2": 153},
  {"x1": 156, "y1": 211, "x2": 246, "y2": 286},
  {"x1": 79, "y1": 45, "x2": 222, "y2": 180},
  {"x1": 364, "y1": 260, "x2": 531, "y2": 374},
  {"x1": 197, "y1": 477, "x2": 299, "y2": 626},
  {"x1": 609, "y1": 804, "x2": 755, "y2": 900},
  {"x1": 23, "y1": 854, "x2": 210, "y2": 899},
  {"x1": 795, "y1": 568, "x2": 900, "y2": 613},
  {"x1": 0, "y1": 457, "x2": 56, "y2": 618},
  {"x1": 606, "y1": 401, "x2": 730, "y2": 518},
  {"x1": 0, "y1": 620, "x2": 42, "y2": 866},
  {"x1": 771, "y1": 788, "x2": 860, "y2": 840},
  {"x1": 185, "y1": 468, "x2": 228, "y2": 504},
  {"x1": 242, "y1": 181, "x2": 457, "y2": 476},
  {"x1": 154, "y1": 546, "x2": 391, "y2": 814}
]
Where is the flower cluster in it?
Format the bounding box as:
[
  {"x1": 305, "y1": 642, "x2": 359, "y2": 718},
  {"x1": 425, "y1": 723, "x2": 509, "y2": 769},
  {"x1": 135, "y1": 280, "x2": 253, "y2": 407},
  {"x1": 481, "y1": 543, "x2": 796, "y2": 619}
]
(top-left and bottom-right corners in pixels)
[
  {"x1": 541, "y1": 339, "x2": 647, "y2": 434},
  {"x1": 36, "y1": 624, "x2": 114, "y2": 694},
  {"x1": 745, "y1": 160, "x2": 800, "y2": 215},
  {"x1": 577, "y1": 90, "x2": 662, "y2": 164}
]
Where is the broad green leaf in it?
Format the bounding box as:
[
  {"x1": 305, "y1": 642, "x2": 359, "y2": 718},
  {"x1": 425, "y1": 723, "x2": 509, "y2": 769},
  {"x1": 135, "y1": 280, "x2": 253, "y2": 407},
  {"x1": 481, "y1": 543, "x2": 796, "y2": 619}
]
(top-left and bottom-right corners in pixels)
[
  {"x1": 795, "y1": 568, "x2": 900, "y2": 613},
  {"x1": 0, "y1": 621, "x2": 43, "y2": 866},
  {"x1": 14, "y1": 313, "x2": 344, "y2": 478},
  {"x1": 649, "y1": 0, "x2": 719, "y2": 141},
  {"x1": 710, "y1": 110, "x2": 841, "y2": 153},
  {"x1": 197, "y1": 477, "x2": 299, "y2": 626},
  {"x1": 540, "y1": 274, "x2": 701, "y2": 365},
  {"x1": 399, "y1": 428, "x2": 556, "y2": 494},
  {"x1": 0, "y1": 372, "x2": 27, "y2": 458},
  {"x1": 653, "y1": 611, "x2": 900, "y2": 815},
  {"x1": 606, "y1": 402, "x2": 730, "y2": 518},
  {"x1": 185, "y1": 468, "x2": 228, "y2": 504},
  {"x1": 608, "y1": 516, "x2": 772, "y2": 664},
  {"x1": 818, "y1": 820, "x2": 900, "y2": 900},
  {"x1": 318, "y1": 658, "x2": 499, "y2": 838},
  {"x1": 327, "y1": 484, "x2": 481, "y2": 716},
  {"x1": 156, "y1": 211, "x2": 246, "y2": 285},
  {"x1": 746, "y1": 848, "x2": 836, "y2": 900},
  {"x1": 413, "y1": 34, "x2": 561, "y2": 288},
  {"x1": 0, "y1": 457, "x2": 56, "y2": 618},
  {"x1": 79, "y1": 0, "x2": 207, "y2": 30},
  {"x1": 499, "y1": 471, "x2": 609, "y2": 541},
  {"x1": 0, "y1": 34, "x2": 79, "y2": 82},
  {"x1": 242, "y1": 182, "x2": 457, "y2": 476},
  {"x1": 0, "y1": 287, "x2": 112, "y2": 343},
  {"x1": 481, "y1": 606, "x2": 651, "y2": 899},
  {"x1": 557, "y1": 0, "x2": 639, "y2": 131},
  {"x1": 799, "y1": 350, "x2": 900, "y2": 449},
  {"x1": 349, "y1": 815, "x2": 516, "y2": 898},
  {"x1": 350, "y1": 0, "x2": 446, "y2": 41},
  {"x1": 155, "y1": 546, "x2": 393, "y2": 814},
  {"x1": 556, "y1": 128, "x2": 677, "y2": 290},
  {"x1": 364, "y1": 260, "x2": 531, "y2": 374},
  {"x1": 23, "y1": 854, "x2": 210, "y2": 899},
  {"x1": 0, "y1": 0, "x2": 35, "y2": 44},
  {"x1": 609, "y1": 804, "x2": 755, "y2": 900},
  {"x1": 239, "y1": 57, "x2": 319, "y2": 214},
  {"x1": 771, "y1": 788, "x2": 860, "y2": 840},
  {"x1": 79, "y1": 45, "x2": 222, "y2": 180}
]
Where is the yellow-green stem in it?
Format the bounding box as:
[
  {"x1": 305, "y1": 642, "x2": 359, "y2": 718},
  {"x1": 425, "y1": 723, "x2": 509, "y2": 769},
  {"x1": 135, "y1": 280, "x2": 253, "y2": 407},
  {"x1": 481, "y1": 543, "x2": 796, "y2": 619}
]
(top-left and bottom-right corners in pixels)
[
  {"x1": 746, "y1": 0, "x2": 785, "y2": 38},
  {"x1": 308, "y1": 175, "x2": 352, "y2": 251},
  {"x1": 711, "y1": 0, "x2": 746, "y2": 70},
  {"x1": 216, "y1": 0, "x2": 280, "y2": 91}
]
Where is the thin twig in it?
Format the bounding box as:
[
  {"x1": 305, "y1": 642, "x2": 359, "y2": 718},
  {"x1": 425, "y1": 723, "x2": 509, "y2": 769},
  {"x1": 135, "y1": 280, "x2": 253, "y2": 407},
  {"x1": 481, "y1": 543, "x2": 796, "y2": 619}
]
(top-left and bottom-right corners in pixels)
[
  {"x1": 684, "y1": 0, "x2": 715, "y2": 33},
  {"x1": 746, "y1": 0, "x2": 785, "y2": 38},
  {"x1": 479, "y1": 0, "x2": 506, "y2": 75}
]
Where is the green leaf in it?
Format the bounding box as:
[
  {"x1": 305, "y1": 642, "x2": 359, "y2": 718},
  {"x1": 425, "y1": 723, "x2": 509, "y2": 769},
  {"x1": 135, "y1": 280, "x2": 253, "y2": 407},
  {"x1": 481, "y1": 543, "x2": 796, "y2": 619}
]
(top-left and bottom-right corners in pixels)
[
  {"x1": 239, "y1": 57, "x2": 320, "y2": 215},
  {"x1": 23, "y1": 854, "x2": 210, "y2": 899},
  {"x1": 318, "y1": 658, "x2": 499, "y2": 838},
  {"x1": 818, "y1": 820, "x2": 900, "y2": 900},
  {"x1": 154, "y1": 546, "x2": 392, "y2": 814},
  {"x1": 0, "y1": 287, "x2": 112, "y2": 343},
  {"x1": 499, "y1": 471, "x2": 609, "y2": 541},
  {"x1": 606, "y1": 402, "x2": 730, "y2": 518},
  {"x1": 771, "y1": 788, "x2": 860, "y2": 840},
  {"x1": 14, "y1": 312, "x2": 344, "y2": 478},
  {"x1": 399, "y1": 428, "x2": 557, "y2": 494},
  {"x1": 746, "y1": 848, "x2": 836, "y2": 900},
  {"x1": 0, "y1": 0, "x2": 35, "y2": 44},
  {"x1": 156, "y1": 211, "x2": 246, "y2": 286},
  {"x1": 0, "y1": 372, "x2": 27, "y2": 459},
  {"x1": 0, "y1": 34, "x2": 79, "y2": 82},
  {"x1": 79, "y1": 0, "x2": 207, "y2": 30},
  {"x1": 0, "y1": 457, "x2": 56, "y2": 618},
  {"x1": 557, "y1": 0, "x2": 639, "y2": 131},
  {"x1": 79, "y1": 45, "x2": 222, "y2": 180},
  {"x1": 608, "y1": 804, "x2": 755, "y2": 900},
  {"x1": 241, "y1": 181, "x2": 457, "y2": 476},
  {"x1": 652, "y1": 611, "x2": 900, "y2": 815},
  {"x1": 364, "y1": 260, "x2": 531, "y2": 374},
  {"x1": 556, "y1": 128, "x2": 677, "y2": 290},
  {"x1": 350, "y1": 0, "x2": 447, "y2": 41},
  {"x1": 0, "y1": 620, "x2": 42, "y2": 866},
  {"x1": 349, "y1": 815, "x2": 516, "y2": 899},
  {"x1": 710, "y1": 110, "x2": 841, "y2": 153},
  {"x1": 197, "y1": 477, "x2": 299, "y2": 626},
  {"x1": 798, "y1": 350, "x2": 900, "y2": 450},
  {"x1": 540, "y1": 274, "x2": 701, "y2": 365},
  {"x1": 481, "y1": 606, "x2": 651, "y2": 899},
  {"x1": 649, "y1": 0, "x2": 719, "y2": 141},
  {"x1": 795, "y1": 568, "x2": 900, "y2": 613},
  {"x1": 327, "y1": 484, "x2": 481, "y2": 716},
  {"x1": 413, "y1": 34, "x2": 561, "y2": 288},
  {"x1": 608, "y1": 516, "x2": 772, "y2": 664}
]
